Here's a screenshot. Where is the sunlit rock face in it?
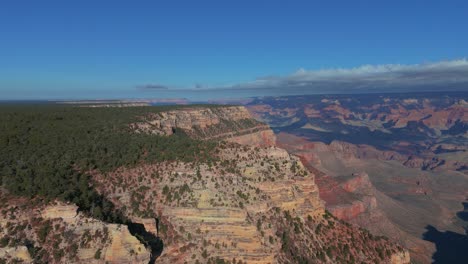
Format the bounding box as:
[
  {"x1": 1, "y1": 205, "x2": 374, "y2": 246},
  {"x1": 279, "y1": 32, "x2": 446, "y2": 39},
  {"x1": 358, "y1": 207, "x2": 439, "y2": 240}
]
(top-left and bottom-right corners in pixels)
[
  {"x1": 0, "y1": 195, "x2": 151, "y2": 264},
  {"x1": 131, "y1": 106, "x2": 274, "y2": 143},
  {"x1": 0, "y1": 105, "x2": 410, "y2": 264},
  {"x1": 93, "y1": 106, "x2": 409, "y2": 263}
]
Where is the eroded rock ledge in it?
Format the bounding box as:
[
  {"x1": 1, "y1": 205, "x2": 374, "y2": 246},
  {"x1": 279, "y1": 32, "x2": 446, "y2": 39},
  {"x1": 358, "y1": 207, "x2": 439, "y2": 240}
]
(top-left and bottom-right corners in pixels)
[
  {"x1": 131, "y1": 106, "x2": 276, "y2": 146},
  {"x1": 92, "y1": 136, "x2": 409, "y2": 263},
  {"x1": 0, "y1": 194, "x2": 151, "y2": 264}
]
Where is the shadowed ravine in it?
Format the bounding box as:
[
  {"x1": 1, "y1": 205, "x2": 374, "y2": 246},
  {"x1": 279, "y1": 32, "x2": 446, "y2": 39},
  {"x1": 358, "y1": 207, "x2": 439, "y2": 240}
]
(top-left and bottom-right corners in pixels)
[
  {"x1": 423, "y1": 203, "x2": 468, "y2": 263},
  {"x1": 128, "y1": 221, "x2": 163, "y2": 264},
  {"x1": 423, "y1": 225, "x2": 468, "y2": 263},
  {"x1": 78, "y1": 193, "x2": 164, "y2": 263},
  {"x1": 456, "y1": 202, "x2": 468, "y2": 222}
]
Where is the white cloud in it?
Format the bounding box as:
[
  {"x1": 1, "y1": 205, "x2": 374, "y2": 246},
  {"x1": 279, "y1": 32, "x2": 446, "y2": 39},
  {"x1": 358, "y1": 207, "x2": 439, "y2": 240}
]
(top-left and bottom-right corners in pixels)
[
  {"x1": 230, "y1": 59, "x2": 468, "y2": 93},
  {"x1": 136, "y1": 59, "x2": 468, "y2": 98}
]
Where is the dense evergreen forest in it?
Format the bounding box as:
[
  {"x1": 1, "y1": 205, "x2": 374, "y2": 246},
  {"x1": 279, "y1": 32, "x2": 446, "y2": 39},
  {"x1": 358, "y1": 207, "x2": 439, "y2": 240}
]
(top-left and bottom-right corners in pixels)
[{"x1": 0, "y1": 104, "x2": 217, "y2": 221}]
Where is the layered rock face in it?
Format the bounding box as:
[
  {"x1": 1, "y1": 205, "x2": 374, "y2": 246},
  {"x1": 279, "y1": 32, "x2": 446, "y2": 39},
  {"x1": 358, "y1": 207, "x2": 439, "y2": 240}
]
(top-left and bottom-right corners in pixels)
[
  {"x1": 225, "y1": 129, "x2": 276, "y2": 147},
  {"x1": 92, "y1": 144, "x2": 327, "y2": 263},
  {"x1": 303, "y1": 100, "x2": 467, "y2": 132},
  {"x1": 90, "y1": 106, "x2": 409, "y2": 263},
  {"x1": 249, "y1": 95, "x2": 467, "y2": 134},
  {"x1": 276, "y1": 132, "x2": 465, "y2": 263},
  {"x1": 93, "y1": 144, "x2": 409, "y2": 263},
  {"x1": 0, "y1": 192, "x2": 150, "y2": 264},
  {"x1": 245, "y1": 93, "x2": 467, "y2": 263},
  {"x1": 318, "y1": 173, "x2": 378, "y2": 221},
  {"x1": 247, "y1": 94, "x2": 468, "y2": 169},
  {"x1": 131, "y1": 106, "x2": 276, "y2": 146},
  {"x1": 0, "y1": 105, "x2": 410, "y2": 263}
]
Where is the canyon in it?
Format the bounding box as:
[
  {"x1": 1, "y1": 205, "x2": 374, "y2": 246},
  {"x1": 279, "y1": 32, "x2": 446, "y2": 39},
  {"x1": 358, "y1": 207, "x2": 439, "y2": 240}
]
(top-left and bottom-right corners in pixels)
[
  {"x1": 0, "y1": 104, "x2": 410, "y2": 263},
  {"x1": 246, "y1": 92, "x2": 468, "y2": 263}
]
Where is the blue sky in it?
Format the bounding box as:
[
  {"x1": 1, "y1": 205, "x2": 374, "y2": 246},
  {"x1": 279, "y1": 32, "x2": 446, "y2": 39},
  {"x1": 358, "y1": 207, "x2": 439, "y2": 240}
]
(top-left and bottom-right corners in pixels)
[{"x1": 1, "y1": 0, "x2": 468, "y2": 100}]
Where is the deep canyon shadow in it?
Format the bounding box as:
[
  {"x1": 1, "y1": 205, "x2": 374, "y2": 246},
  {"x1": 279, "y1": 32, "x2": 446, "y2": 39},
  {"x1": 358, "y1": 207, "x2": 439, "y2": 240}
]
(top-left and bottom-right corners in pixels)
[
  {"x1": 128, "y1": 221, "x2": 164, "y2": 264},
  {"x1": 456, "y1": 202, "x2": 468, "y2": 222},
  {"x1": 423, "y1": 224, "x2": 468, "y2": 263},
  {"x1": 423, "y1": 202, "x2": 468, "y2": 263}
]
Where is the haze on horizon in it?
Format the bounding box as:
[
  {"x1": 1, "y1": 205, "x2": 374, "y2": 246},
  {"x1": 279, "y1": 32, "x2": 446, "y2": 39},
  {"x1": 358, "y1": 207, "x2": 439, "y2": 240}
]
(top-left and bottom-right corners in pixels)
[{"x1": 1, "y1": 0, "x2": 468, "y2": 100}]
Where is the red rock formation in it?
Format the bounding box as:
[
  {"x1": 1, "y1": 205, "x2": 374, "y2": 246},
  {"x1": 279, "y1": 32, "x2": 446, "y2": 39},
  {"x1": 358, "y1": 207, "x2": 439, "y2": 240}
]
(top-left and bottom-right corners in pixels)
[
  {"x1": 276, "y1": 132, "x2": 452, "y2": 263},
  {"x1": 226, "y1": 129, "x2": 276, "y2": 147}
]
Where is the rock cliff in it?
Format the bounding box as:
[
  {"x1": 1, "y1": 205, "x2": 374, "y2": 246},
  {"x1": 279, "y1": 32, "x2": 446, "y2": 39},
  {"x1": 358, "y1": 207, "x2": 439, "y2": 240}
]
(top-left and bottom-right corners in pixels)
[
  {"x1": 0, "y1": 192, "x2": 151, "y2": 264},
  {"x1": 0, "y1": 246, "x2": 32, "y2": 263},
  {"x1": 0, "y1": 105, "x2": 410, "y2": 264},
  {"x1": 131, "y1": 106, "x2": 276, "y2": 146},
  {"x1": 276, "y1": 132, "x2": 446, "y2": 263},
  {"x1": 91, "y1": 106, "x2": 409, "y2": 263},
  {"x1": 92, "y1": 144, "x2": 326, "y2": 263}
]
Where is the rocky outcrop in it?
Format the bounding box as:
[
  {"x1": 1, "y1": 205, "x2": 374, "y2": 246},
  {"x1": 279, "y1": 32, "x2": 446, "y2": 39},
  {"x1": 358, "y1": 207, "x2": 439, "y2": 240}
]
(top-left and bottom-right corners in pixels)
[
  {"x1": 0, "y1": 246, "x2": 32, "y2": 263},
  {"x1": 225, "y1": 129, "x2": 276, "y2": 146},
  {"x1": 102, "y1": 225, "x2": 150, "y2": 264},
  {"x1": 40, "y1": 204, "x2": 151, "y2": 263},
  {"x1": 132, "y1": 106, "x2": 249, "y2": 134},
  {"x1": 92, "y1": 136, "x2": 408, "y2": 264},
  {"x1": 310, "y1": 172, "x2": 377, "y2": 221},
  {"x1": 329, "y1": 197, "x2": 377, "y2": 221},
  {"x1": 92, "y1": 143, "x2": 326, "y2": 263},
  {"x1": 341, "y1": 172, "x2": 373, "y2": 193},
  {"x1": 390, "y1": 250, "x2": 411, "y2": 264},
  {"x1": 131, "y1": 106, "x2": 276, "y2": 145},
  {"x1": 42, "y1": 203, "x2": 78, "y2": 221},
  {"x1": 0, "y1": 194, "x2": 151, "y2": 264}
]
